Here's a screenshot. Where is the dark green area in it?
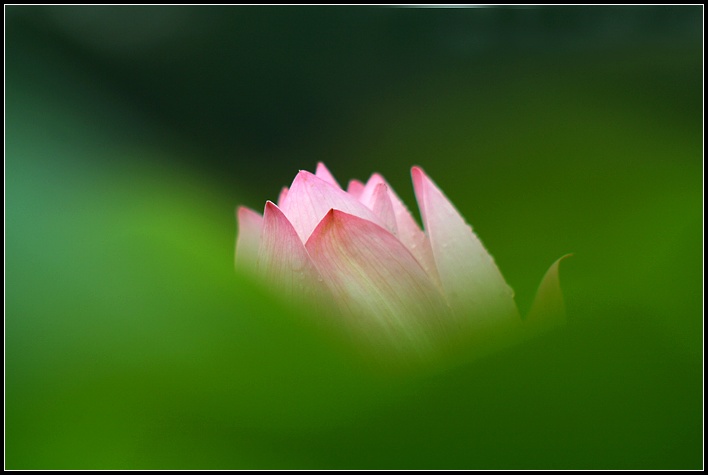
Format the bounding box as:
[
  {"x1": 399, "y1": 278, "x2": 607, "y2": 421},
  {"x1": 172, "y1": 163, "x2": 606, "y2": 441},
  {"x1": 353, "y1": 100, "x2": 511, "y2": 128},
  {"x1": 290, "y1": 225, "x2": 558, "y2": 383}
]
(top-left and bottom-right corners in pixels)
[{"x1": 6, "y1": 6, "x2": 702, "y2": 469}]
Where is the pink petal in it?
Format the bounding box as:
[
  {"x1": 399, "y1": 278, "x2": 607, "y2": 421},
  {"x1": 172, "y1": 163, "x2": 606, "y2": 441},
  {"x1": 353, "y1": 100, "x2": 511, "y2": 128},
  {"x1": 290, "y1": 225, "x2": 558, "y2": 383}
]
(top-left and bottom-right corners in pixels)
[
  {"x1": 357, "y1": 173, "x2": 386, "y2": 209},
  {"x1": 235, "y1": 206, "x2": 263, "y2": 272},
  {"x1": 359, "y1": 173, "x2": 441, "y2": 287},
  {"x1": 526, "y1": 255, "x2": 570, "y2": 333},
  {"x1": 277, "y1": 186, "x2": 289, "y2": 207},
  {"x1": 257, "y1": 201, "x2": 327, "y2": 302},
  {"x1": 280, "y1": 171, "x2": 386, "y2": 242},
  {"x1": 370, "y1": 183, "x2": 398, "y2": 235},
  {"x1": 306, "y1": 209, "x2": 450, "y2": 348},
  {"x1": 315, "y1": 162, "x2": 342, "y2": 189},
  {"x1": 381, "y1": 176, "x2": 441, "y2": 289},
  {"x1": 411, "y1": 167, "x2": 518, "y2": 322},
  {"x1": 347, "y1": 179, "x2": 365, "y2": 200}
]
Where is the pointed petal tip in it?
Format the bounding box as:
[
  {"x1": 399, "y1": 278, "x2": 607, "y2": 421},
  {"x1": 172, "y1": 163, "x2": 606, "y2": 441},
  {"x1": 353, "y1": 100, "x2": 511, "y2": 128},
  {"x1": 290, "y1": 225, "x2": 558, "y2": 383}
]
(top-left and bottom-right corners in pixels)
[
  {"x1": 277, "y1": 187, "x2": 289, "y2": 206},
  {"x1": 411, "y1": 164, "x2": 518, "y2": 320},
  {"x1": 299, "y1": 168, "x2": 332, "y2": 184},
  {"x1": 370, "y1": 183, "x2": 398, "y2": 234},
  {"x1": 263, "y1": 200, "x2": 280, "y2": 215},
  {"x1": 305, "y1": 206, "x2": 449, "y2": 348},
  {"x1": 411, "y1": 166, "x2": 439, "y2": 194},
  {"x1": 315, "y1": 161, "x2": 330, "y2": 174},
  {"x1": 237, "y1": 205, "x2": 262, "y2": 219},
  {"x1": 315, "y1": 162, "x2": 342, "y2": 188},
  {"x1": 542, "y1": 253, "x2": 573, "y2": 277},
  {"x1": 328, "y1": 207, "x2": 383, "y2": 229},
  {"x1": 410, "y1": 166, "x2": 426, "y2": 182},
  {"x1": 347, "y1": 179, "x2": 365, "y2": 198},
  {"x1": 410, "y1": 166, "x2": 429, "y2": 198},
  {"x1": 526, "y1": 254, "x2": 572, "y2": 331},
  {"x1": 309, "y1": 208, "x2": 391, "y2": 247},
  {"x1": 257, "y1": 200, "x2": 327, "y2": 302},
  {"x1": 291, "y1": 169, "x2": 319, "y2": 187},
  {"x1": 326, "y1": 208, "x2": 346, "y2": 225},
  {"x1": 284, "y1": 172, "x2": 387, "y2": 242}
]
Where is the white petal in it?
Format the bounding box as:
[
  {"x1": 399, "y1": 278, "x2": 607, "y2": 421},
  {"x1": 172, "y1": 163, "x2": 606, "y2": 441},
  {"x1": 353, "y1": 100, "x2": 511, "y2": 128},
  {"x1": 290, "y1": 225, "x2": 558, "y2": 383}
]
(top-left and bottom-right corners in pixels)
[
  {"x1": 235, "y1": 206, "x2": 262, "y2": 272},
  {"x1": 383, "y1": 176, "x2": 442, "y2": 289},
  {"x1": 370, "y1": 183, "x2": 398, "y2": 235},
  {"x1": 359, "y1": 172, "x2": 441, "y2": 288},
  {"x1": 257, "y1": 201, "x2": 327, "y2": 303},
  {"x1": 411, "y1": 167, "x2": 519, "y2": 323},
  {"x1": 306, "y1": 209, "x2": 450, "y2": 350}
]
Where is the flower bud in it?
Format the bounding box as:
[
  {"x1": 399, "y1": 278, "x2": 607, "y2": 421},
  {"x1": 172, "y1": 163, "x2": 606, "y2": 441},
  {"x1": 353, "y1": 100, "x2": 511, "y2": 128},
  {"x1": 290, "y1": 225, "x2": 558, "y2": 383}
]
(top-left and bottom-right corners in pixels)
[{"x1": 237, "y1": 163, "x2": 566, "y2": 358}]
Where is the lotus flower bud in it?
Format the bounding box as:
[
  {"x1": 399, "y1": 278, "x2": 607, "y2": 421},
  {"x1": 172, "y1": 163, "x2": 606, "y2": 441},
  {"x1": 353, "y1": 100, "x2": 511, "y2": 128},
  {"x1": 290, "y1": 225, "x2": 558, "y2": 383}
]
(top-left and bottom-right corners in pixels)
[{"x1": 237, "y1": 163, "x2": 566, "y2": 358}]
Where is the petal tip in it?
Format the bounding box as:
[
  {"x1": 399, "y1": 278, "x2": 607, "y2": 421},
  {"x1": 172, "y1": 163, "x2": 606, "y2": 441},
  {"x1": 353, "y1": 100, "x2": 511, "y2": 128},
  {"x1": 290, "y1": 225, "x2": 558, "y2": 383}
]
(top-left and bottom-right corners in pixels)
[
  {"x1": 411, "y1": 166, "x2": 428, "y2": 195},
  {"x1": 264, "y1": 200, "x2": 279, "y2": 213},
  {"x1": 347, "y1": 179, "x2": 365, "y2": 197},
  {"x1": 277, "y1": 187, "x2": 289, "y2": 206},
  {"x1": 526, "y1": 254, "x2": 572, "y2": 331},
  {"x1": 410, "y1": 166, "x2": 426, "y2": 180},
  {"x1": 315, "y1": 162, "x2": 342, "y2": 188},
  {"x1": 237, "y1": 206, "x2": 261, "y2": 220}
]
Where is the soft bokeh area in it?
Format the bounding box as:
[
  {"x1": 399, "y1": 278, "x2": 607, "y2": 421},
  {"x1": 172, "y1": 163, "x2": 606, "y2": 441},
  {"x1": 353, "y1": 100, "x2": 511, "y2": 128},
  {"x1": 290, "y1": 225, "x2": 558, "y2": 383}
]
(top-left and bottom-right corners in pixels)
[{"x1": 6, "y1": 6, "x2": 702, "y2": 469}]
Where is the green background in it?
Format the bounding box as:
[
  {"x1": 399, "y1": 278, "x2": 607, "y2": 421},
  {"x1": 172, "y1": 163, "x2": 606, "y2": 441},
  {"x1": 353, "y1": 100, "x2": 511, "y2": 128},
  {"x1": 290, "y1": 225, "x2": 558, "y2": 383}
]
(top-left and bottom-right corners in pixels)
[{"x1": 6, "y1": 6, "x2": 702, "y2": 469}]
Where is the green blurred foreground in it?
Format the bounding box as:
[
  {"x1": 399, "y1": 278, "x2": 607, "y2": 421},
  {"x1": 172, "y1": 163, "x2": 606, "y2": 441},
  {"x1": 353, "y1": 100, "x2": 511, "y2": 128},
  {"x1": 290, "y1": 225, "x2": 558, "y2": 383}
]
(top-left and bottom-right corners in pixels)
[{"x1": 6, "y1": 6, "x2": 702, "y2": 469}]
